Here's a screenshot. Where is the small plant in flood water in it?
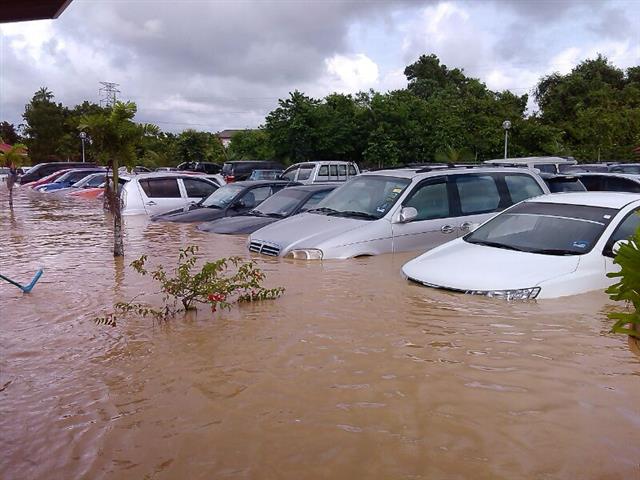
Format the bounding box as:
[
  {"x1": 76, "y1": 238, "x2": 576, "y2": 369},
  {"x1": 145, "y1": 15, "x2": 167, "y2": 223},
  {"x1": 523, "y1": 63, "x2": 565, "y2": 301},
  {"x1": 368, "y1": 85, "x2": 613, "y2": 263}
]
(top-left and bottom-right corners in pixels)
[
  {"x1": 95, "y1": 245, "x2": 284, "y2": 326},
  {"x1": 606, "y1": 224, "x2": 640, "y2": 339}
]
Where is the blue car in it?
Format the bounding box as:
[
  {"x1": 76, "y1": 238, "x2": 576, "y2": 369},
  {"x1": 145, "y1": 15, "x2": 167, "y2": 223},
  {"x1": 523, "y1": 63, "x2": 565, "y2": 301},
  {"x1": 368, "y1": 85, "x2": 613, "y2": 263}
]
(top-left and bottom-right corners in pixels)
[{"x1": 36, "y1": 168, "x2": 105, "y2": 192}]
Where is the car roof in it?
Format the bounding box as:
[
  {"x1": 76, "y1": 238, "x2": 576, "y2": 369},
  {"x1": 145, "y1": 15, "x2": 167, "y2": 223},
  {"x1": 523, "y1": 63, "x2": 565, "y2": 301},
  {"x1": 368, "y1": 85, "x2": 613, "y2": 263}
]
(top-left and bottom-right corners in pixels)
[
  {"x1": 229, "y1": 180, "x2": 299, "y2": 186},
  {"x1": 485, "y1": 156, "x2": 576, "y2": 164},
  {"x1": 360, "y1": 166, "x2": 542, "y2": 180},
  {"x1": 526, "y1": 192, "x2": 640, "y2": 209},
  {"x1": 131, "y1": 172, "x2": 217, "y2": 180},
  {"x1": 574, "y1": 172, "x2": 640, "y2": 181},
  {"x1": 285, "y1": 184, "x2": 337, "y2": 192}
]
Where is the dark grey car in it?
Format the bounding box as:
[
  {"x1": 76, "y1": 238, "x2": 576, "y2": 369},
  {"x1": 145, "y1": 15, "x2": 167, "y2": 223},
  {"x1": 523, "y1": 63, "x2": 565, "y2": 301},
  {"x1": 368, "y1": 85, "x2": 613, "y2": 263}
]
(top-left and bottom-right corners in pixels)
[
  {"x1": 198, "y1": 184, "x2": 336, "y2": 235},
  {"x1": 150, "y1": 180, "x2": 297, "y2": 223}
]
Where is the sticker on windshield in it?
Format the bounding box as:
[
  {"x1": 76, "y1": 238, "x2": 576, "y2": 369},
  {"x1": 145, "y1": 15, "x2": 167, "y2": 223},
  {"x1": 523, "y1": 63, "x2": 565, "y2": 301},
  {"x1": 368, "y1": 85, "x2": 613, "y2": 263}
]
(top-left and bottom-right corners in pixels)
[
  {"x1": 377, "y1": 203, "x2": 388, "y2": 213},
  {"x1": 392, "y1": 188, "x2": 403, "y2": 193},
  {"x1": 572, "y1": 240, "x2": 588, "y2": 249}
]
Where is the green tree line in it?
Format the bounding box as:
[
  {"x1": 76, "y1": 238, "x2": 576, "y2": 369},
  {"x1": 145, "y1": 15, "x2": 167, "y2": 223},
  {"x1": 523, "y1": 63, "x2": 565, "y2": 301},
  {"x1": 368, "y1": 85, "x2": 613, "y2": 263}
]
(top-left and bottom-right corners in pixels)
[{"x1": 4, "y1": 54, "x2": 639, "y2": 168}]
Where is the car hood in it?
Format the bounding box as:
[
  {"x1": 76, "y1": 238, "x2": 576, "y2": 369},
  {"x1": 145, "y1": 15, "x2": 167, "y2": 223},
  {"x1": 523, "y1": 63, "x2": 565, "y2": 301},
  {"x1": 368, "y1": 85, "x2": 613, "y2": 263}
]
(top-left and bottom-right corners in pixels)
[
  {"x1": 249, "y1": 212, "x2": 372, "y2": 252},
  {"x1": 402, "y1": 239, "x2": 581, "y2": 291},
  {"x1": 152, "y1": 206, "x2": 227, "y2": 223},
  {"x1": 198, "y1": 215, "x2": 280, "y2": 234}
]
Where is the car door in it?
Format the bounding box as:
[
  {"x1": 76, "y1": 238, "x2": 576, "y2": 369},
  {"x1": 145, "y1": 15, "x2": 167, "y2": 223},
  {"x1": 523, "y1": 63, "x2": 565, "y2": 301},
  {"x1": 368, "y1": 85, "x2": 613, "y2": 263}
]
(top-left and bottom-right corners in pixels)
[
  {"x1": 181, "y1": 177, "x2": 218, "y2": 205},
  {"x1": 138, "y1": 177, "x2": 185, "y2": 215},
  {"x1": 602, "y1": 208, "x2": 640, "y2": 273},
  {"x1": 448, "y1": 173, "x2": 507, "y2": 236},
  {"x1": 391, "y1": 177, "x2": 458, "y2": 252}
]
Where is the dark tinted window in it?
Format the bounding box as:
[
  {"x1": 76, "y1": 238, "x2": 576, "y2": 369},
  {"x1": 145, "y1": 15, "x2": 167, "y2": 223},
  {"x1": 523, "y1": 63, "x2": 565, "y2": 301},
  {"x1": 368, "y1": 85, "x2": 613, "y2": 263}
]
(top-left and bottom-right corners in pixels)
[
  {"x1": 603, "y1": 209, "x2": 640, "y2": 257},
  {"x1": 317, "y1": 165, "x2": 329, "y2": 181},
  {"x1": 546, "y1": 179, "x2": 586, "y2": 193},
  {"x1": 404, "y1": 181, "x2": 450, "y2": 221},
  {"x1": 505, "y1": 174, "x2": 544, "y2": 203},
  {"x1": 534, "y1": 164, "x2": 557, "y2": 173},
  {"x1": 183, "y1": 178, "x2": 217, "y2": 197},
  {"x1": 454, "y1": 174, "x2": 501, "y2": 215},
  {"x1": 239, "y1": 186, "x2": 272, "y2": 208},
  {"x1": 297, "y1": 166, "x2": 314, "y2": 181},
  {"x1": 578, "y1": 176, "x2": 604, "y2": 191},
  {"x1": 348, "y1": 165, "x2": 357, "y2": 176},
  {"x1": 604, "y1": 177, "x2": 640, "y2": 193},
  {"x1": 139, "y1": 178, "x2": 181, "y2": 198}
]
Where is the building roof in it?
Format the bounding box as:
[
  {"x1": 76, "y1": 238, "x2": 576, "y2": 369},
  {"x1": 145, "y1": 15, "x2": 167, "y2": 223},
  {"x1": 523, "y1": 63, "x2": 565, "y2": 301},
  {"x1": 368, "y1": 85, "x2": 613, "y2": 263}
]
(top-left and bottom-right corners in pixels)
[
  {"x1": 216, "y1": 129, "x2": 252, "y2": 139},
  {"x1": 0, "y1": 0, "x2": 73, "y2": 23}
]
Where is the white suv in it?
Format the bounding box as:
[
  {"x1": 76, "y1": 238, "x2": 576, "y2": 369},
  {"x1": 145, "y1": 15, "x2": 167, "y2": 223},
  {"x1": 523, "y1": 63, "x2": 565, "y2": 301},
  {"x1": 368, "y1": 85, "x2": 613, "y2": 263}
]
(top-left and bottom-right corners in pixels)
[
  {"x1": 248, "y1": 167, "x2": 550, "y2": 259},
  {"x1": 121, "y1": 172, "x2": 219, "y2": 216},
  {"x1": 281, "y1": 161, "x2": 359, "y2": 184}
]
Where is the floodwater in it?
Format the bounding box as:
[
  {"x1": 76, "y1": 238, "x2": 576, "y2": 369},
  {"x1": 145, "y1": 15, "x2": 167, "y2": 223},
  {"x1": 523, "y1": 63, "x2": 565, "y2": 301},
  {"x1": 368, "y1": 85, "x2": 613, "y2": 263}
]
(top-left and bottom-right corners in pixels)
[{"x1": 1, "y1": 187, "x2": 638, "y2": 480}]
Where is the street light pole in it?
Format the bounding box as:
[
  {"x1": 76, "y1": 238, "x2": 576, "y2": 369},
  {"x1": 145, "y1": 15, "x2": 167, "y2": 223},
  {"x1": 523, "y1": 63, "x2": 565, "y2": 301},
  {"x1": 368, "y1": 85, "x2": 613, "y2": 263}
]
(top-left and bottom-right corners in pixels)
[
  {"x1": 79, "y1": 131, "x2": 87, "y2": 163},
  {"x1": 502, "y1": 120, "x2": 511, "y2": 159}
]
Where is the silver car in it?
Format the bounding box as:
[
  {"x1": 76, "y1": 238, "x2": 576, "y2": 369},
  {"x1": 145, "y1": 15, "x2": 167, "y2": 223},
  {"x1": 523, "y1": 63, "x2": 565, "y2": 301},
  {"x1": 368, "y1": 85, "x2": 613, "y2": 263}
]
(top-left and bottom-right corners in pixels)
[{"x1": 248, "y1": 167, "x2": 550, "y2": 259}]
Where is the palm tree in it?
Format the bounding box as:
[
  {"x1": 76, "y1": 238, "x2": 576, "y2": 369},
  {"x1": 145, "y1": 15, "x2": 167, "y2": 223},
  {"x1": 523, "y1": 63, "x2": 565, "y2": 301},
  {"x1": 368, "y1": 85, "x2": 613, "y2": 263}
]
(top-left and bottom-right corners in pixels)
[
  {"x1": 0, "y1": 143, "x2": 28, "y2": 206},
  {"x1": 33, "y1": 87, "x2": 54, "y2": 103}
]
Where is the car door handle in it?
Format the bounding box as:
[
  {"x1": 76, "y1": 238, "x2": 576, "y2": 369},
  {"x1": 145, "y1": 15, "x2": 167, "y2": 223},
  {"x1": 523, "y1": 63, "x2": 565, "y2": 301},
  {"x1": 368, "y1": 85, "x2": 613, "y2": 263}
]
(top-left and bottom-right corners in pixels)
[
  {"x1": 145, "y1": 200, "x2": 157, "y2": 206},
  {"x1": 441, "y1": 225, "x2": 455, "y2": 234},
  {"x1": 459, "y1": 222, "x2": 473, "y2": 231}
]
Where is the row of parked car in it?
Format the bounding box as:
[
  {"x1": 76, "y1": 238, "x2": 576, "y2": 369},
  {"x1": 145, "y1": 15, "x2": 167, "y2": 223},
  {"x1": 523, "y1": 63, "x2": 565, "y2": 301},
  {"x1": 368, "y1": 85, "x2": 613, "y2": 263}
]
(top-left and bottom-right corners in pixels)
[{"x1": 17, "y1": 157, "x2": 640, "y2": 300}]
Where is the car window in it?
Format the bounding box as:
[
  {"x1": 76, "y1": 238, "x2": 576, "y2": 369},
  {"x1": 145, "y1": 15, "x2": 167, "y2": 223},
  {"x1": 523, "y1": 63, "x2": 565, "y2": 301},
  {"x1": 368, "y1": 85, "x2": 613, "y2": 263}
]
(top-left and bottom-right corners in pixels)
[
  {"x1": 139, "y1": 178, "x2": 181, "y2": 198},
  {"x1": 604, "y1": 177, "x2": 640, "y2": 193},
  {"x1": 505, "y1": 174, "x2": 544, "y2": 203},
  {"x1": 546, "y1": 179, "x2": 586, "y2": 193},
  {"x1": 297, "y1": 166, "x2": 314, "y2": 181},
  {"x1": 183, "y1": 178, "x2": 217, "y2": 198},
  {"x1": 404, "y1": 181, "x2": 450, "y2": 221},
  {"x1": 454, "y1": 175, "x2": 501, "y2": 215},
  {"x1": 348, "y1": 165, "x2": 357, "y2": 176},
  {"x1": 578, "y1": 176, "x2": 603, "y2": 191},
  {"x1": 533, "y1": 164, "x2": 557, "y2": 173},
  {"x1": 282, "y1": 166, "x2": 298, "y2": 181},
  {"x1": 329, "y1": 165, "x2": 338, "y2": 179},
  {"x1": 240, "y1": 186, "x2": 272, "y2": 208},
  {"x1": 317, "y1": 165, "x2": 329, "y2": 181},
  {"x1": 337, "y1": 164, "x2": 347, "y2": 180},
  {"x1": 301, "y1": 190, "x2": 332, "y2": 211},
  {"x1": 603, "y1": 209, "x2": 640, "y2": 257}
]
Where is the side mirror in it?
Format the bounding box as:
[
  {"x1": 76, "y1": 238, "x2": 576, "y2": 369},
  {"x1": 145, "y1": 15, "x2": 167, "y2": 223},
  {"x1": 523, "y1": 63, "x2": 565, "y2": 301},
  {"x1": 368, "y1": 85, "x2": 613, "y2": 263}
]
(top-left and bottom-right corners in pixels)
[
  {"x1": 398, "y1": 206, "x2": 418, "y2": 223},
  {"x1": 612, "y1": 239, "x2": 629, "y2": 255}
]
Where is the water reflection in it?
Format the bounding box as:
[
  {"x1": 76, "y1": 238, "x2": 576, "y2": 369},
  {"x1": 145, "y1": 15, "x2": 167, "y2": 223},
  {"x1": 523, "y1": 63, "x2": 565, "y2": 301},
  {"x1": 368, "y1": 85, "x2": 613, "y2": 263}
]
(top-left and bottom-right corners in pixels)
[{"x1": 1, "y1": 187, "x2": 638, "y2": 479}]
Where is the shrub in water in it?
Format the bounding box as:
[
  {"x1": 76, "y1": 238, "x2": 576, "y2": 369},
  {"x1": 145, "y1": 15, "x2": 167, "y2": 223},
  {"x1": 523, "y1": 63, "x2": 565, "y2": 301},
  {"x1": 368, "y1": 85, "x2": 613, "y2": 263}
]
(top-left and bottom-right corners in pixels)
[{"x1": 96, "y1": 246, "x2": 284, "y2": 326}]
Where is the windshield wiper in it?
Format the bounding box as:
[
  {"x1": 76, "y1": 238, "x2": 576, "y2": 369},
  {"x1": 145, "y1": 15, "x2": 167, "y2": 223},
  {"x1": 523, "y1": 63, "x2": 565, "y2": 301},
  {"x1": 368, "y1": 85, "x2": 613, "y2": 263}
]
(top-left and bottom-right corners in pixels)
[
  {"x1": 330, "y1": 210, "x2": 379, "y2": 220},
  {"x1": 308, "y1": 207, "x2": 340, "y2": 215},
  {"x1": 466, "y1": 239, "x2": 527, "y2": 252},
  {"x1": 527, "y1": 248, "x2": 579, "y2": 256}
]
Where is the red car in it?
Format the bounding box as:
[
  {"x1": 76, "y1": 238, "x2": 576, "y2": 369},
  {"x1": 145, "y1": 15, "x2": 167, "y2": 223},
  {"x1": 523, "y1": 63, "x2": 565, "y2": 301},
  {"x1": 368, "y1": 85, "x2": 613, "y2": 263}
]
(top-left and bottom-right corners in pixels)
[{"x1": 21, "y1": 169, "x2": 71, "y2": 189}]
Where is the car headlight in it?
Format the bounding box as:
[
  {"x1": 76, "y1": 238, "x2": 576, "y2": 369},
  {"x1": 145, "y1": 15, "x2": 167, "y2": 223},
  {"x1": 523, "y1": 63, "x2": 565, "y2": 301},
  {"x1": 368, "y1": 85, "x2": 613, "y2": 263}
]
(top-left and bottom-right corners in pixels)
[
  {"x1": 467, "y1": 287, "x2": 540, "y2": 301},
  {"x1": 285, "y1": 249, "x2": 323, "y2": 260}
]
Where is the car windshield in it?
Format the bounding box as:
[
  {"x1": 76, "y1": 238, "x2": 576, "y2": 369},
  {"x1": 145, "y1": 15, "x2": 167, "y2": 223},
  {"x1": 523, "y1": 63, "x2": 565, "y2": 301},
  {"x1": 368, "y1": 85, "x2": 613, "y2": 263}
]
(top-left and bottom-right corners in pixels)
[
  {"x1": 251, "y1": 189, "x2": 308, "y2": 217},
  {"x1": 73, "y1": 174, "x2": 106, "y2": 188},
  {"x1": 465, "y1": 202, "x2": 617, "y2": 255},
  {"x1": 611, "y1": 165, "x2": 640, "y2": 174},
  {"x1": 200, "y1": 183, "x2": 244, "y2": 208},
  {"x1": 310, "y1": 175, "x2": 410, "y2": 220}
]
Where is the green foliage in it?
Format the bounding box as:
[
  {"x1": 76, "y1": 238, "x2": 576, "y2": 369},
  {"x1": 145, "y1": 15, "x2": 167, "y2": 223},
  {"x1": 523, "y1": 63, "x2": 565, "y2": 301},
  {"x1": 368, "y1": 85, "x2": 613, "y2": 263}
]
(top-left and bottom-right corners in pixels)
[
  {"x1": 0, "y1": 121, "x2": 21, "y2": 144},
  {"x1": 22, "y1": 87, "x2": 69, "y2": 162},
  {"x1": 606, "y1": 223, "x2": 640, "y2": 338},
  {"x1": 176, "y1": 129, "x2": 226, "y2": 163},
  {"x1": 0, "y1": 143, "x2": 28, "y2": 168},
  {"x1": 227, "y1": 129, "x2": 275, "y2": 160},
  {"x1": 95, "y1": 246, "x2": 284, "y2": 326}
]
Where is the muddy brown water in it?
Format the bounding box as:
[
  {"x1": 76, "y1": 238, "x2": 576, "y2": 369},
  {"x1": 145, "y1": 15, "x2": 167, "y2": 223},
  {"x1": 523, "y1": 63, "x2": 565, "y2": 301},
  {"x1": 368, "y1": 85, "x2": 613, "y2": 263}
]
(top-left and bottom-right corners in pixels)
[{"x1": 1, "y1": 187, "x2": 638, "y2": 480}]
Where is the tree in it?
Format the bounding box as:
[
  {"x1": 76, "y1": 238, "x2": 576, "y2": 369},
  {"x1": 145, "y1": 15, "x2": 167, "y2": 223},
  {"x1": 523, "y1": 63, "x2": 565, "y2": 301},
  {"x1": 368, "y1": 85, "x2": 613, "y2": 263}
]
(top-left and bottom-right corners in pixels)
[
  {"x1": 227, "y1": 129, "x2": 275, "y2": 160},
  {"x1": 79, "y1": 102, "x2": 154, "y2": 257},
  {"x1": 0, "y1": 122, "x2": 21, "y2": 144},
  {"x1": 22, "y1": 88, "x2": 69, "y2": 162},
  {"x1": 0, "y1": 143, "x2": 28, "y2": 206}
]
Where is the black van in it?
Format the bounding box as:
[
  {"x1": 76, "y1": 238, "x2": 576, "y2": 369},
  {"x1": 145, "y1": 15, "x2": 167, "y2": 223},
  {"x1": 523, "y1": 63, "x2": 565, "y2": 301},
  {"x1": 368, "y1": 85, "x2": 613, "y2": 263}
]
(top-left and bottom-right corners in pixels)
[
  {"x1": 221, "y1": 160, "x2": 284, "y2": 182},
  {"x1": 176, "y1": 161, "x2": 221, "y2": 174},
  {"x1": 19, "y1": 162, "x2": 98, "y2": 184}
]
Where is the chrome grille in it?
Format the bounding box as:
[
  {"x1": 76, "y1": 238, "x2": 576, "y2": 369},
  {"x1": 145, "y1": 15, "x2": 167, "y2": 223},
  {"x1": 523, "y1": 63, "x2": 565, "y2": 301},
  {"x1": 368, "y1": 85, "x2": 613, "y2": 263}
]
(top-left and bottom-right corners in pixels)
[{"x1": 249, "y1": 240, "x2": 281, "y2": 256}]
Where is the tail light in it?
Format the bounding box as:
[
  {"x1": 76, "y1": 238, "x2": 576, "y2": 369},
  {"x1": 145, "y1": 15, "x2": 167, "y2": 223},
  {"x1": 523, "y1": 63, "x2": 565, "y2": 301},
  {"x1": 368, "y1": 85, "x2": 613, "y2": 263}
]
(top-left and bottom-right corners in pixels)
[{"x1": 225, "y1": 175, "x2": 235, "y2": 183}]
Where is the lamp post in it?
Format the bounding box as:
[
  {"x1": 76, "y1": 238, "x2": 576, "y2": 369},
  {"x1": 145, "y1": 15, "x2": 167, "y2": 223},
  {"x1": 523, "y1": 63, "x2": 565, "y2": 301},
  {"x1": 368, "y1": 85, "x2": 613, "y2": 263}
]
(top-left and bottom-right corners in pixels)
[
  {"x1": 502, "y1": 120, "x2": 511, "y2": 159},
  {"x1": 79, "y1": 131, "x2": 87, "y2": 163}
]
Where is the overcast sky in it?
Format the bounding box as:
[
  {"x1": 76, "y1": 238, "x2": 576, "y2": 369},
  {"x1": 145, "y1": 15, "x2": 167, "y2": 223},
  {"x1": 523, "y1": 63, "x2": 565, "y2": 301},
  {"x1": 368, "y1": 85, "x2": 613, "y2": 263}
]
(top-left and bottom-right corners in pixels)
[{"x1": 1, "y1": 0, "x2": 638, "y2": 133}]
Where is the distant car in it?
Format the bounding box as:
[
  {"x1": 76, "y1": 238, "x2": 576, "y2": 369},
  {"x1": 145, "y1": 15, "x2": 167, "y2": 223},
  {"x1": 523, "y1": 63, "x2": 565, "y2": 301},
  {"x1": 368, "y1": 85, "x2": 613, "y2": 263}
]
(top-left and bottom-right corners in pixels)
[
  {"x1": 120, "y1": 173, "x2": 220, "y2": 216},
  {"x1": 248, "y1": 169, "x2": 284, "y2": 181},
  {"x1": 198, "y1": 184, "x2": 336, "y2": 235},
  {"x1": 609, "y1": 163, "x2": 640, "y2": 174},
  {"x1": 248, "y1": 166, "x2": 549, "y2": 259},
  {"x1": 55, "y1": 172, "x2": 109, "y2": 194},
  {"x1": 539, "y1": 173, "x2": 586, "y2": 193},
  {"x1": 18, "y1": 162, "x2": 98, "y2": 184},
  {"x1": 221, "y1": 160, "x2": 284, "y2": 182},
  {"x1": 118, "y1": 165, "x2": 152, "y2": 174},
  {"x1": 280, "y1": 161, "x2": 359, "y2": 184},
  {"x1": 484, "y1": 156, "x2": 577, "y2": 174},
  {"x1": 21, "y1": 169, "x2": 73, "y2": 189},
  {"x1": 151, "y1": 180, "x2": 297, "y2": 223},
  {"x1": 575, "y1": 173, "x2": 640, "y2": 193},
  {"x1": 177, "y1": 161, "x2": 221, "y2": 175},
  {"x1": 35, "y1": 168, "x2": 106, "y2": 192},
  {"x1": 155, "y1": 167, "x2": 179, "y2": 172},
  {"x1": 67, "y1": 177, "x2": 129, "y2": 199},
  {"x1": 559, "y1": 163, "x2": 640, "y2": 175},
  {"x1": 402, "y1": 192, "x2": 640, "y2": 300}
]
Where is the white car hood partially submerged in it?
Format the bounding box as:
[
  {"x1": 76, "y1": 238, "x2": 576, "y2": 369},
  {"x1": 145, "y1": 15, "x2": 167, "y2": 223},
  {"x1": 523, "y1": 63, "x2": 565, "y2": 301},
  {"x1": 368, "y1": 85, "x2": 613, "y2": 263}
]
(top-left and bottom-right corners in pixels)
[{"x1": 402, "y1": 239, "x2": 581, "y2": 291}]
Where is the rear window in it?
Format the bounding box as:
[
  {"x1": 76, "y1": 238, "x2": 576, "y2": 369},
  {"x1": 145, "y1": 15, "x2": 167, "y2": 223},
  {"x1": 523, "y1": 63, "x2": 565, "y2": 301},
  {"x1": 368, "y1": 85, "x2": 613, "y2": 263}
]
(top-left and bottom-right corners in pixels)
[
  {"x1": 297, "y1": 166, "x2": 314, "y2": 181},
  {"x1": 139, "y1": 178, "x2": 181, "y2": 198},
  {"x1": 533, "y1": 164, "x2": 557, "y2": 173},
  {"x1": 505, "y1": 174, "x2": 544, "y2": 203},
  {"x1": 348, "y1": 165, "x2": 357, "y2": 175},
  {"x1": 605, "y1": 177, "x2": 640, "y2": 193},
  {"x1": 222, "y1": 163, "x2": 234, "y2": 175},
  {"x1": 454, "y1": 174, "x2": 501, "y2": 215}
]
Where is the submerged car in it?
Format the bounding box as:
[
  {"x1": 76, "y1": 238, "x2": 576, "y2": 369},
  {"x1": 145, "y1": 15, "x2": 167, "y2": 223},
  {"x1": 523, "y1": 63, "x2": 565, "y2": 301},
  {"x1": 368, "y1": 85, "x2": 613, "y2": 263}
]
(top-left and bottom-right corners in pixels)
[
  {"x1": 36, "y1": 168, "x2": 106, "y2": 192},
  {"x1": 151, "y1": 180, "x2": 296, "y2": 223},
  {"x1": 248, "y1": 166, "x2": 549, "y2": 259},
  {"x1": 198, "y1": 184, "x2": 335, "y2": 234},
  {"x1": 402, "y1": 192, "x2": 640, "y2": 300},
  {"x1": 120, "y1": 172, "x2": 220, "y2": 216}
]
